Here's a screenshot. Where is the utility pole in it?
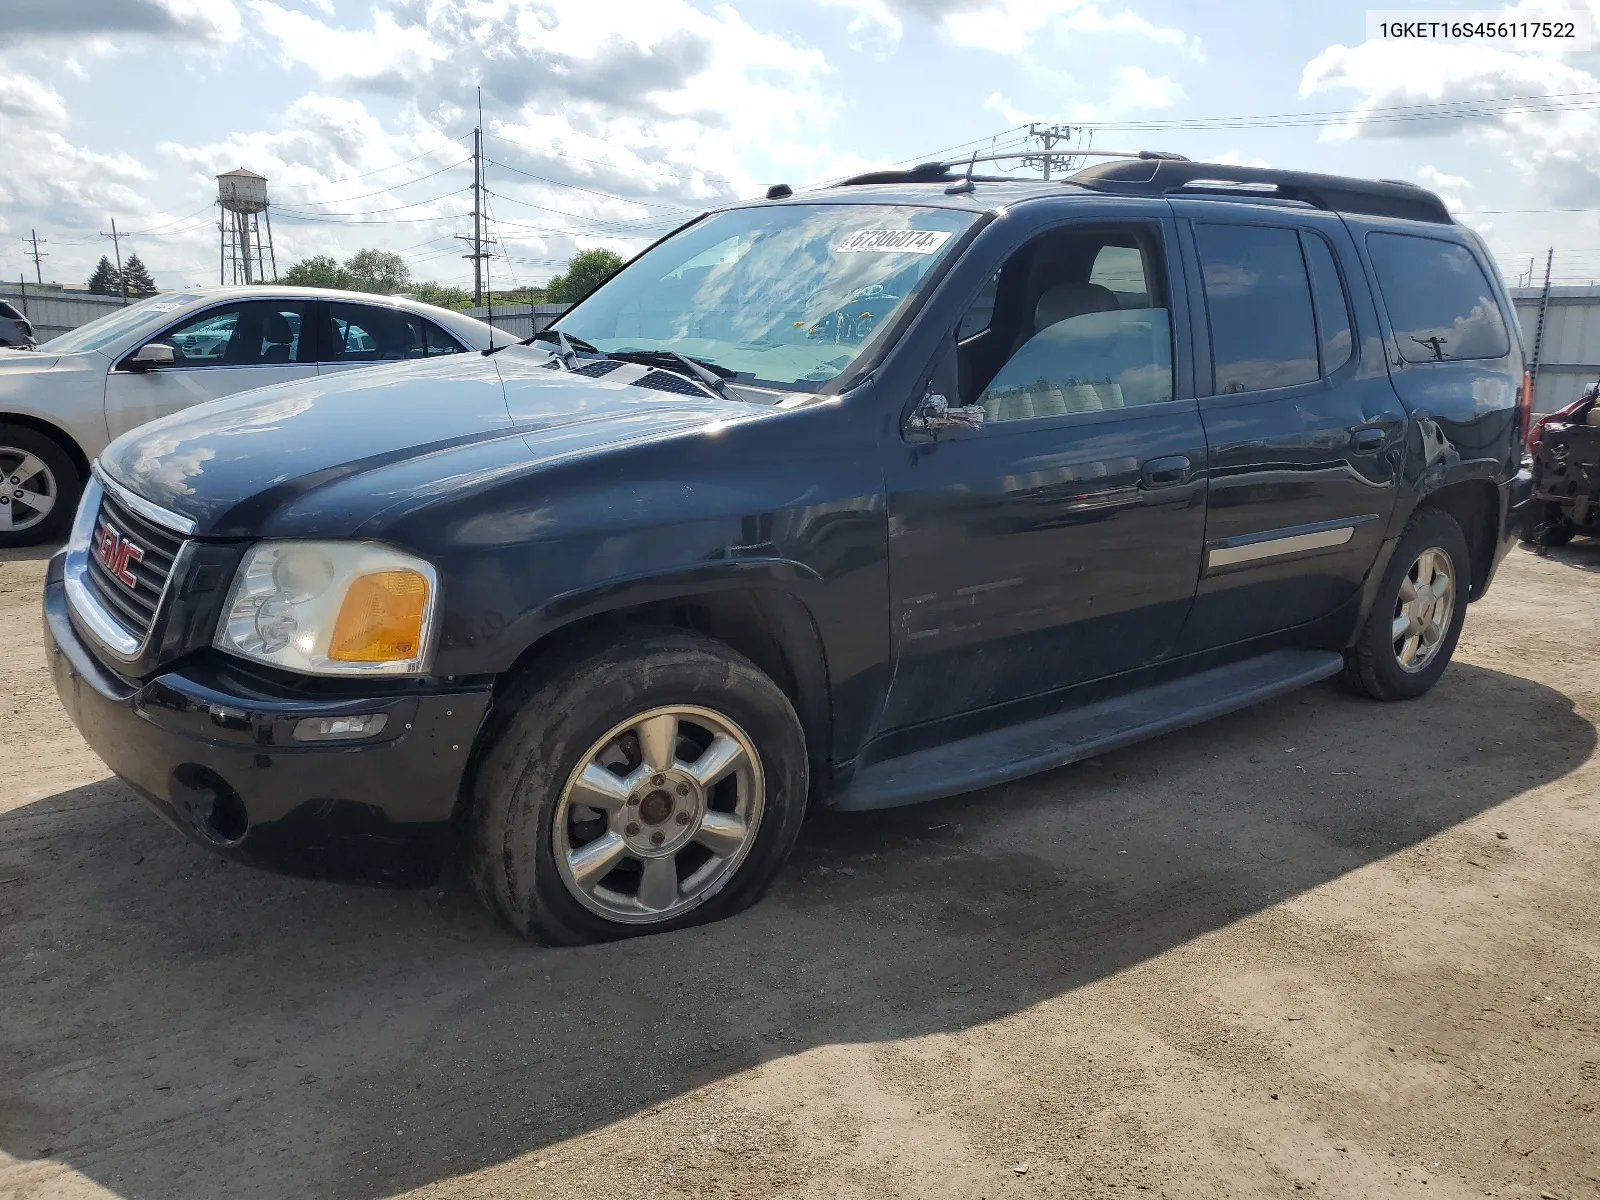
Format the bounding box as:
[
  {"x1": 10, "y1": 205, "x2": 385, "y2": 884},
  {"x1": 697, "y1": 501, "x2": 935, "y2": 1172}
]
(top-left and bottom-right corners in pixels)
[
  {"x1": 27, "y1": 230, "x2": 46, "y2": 284},
  {"x1": 101, "y1": 218, "x2": 128, "y2": 305},
  {"x1": 1024, "y1": 122, "x2": 1074, "y2": 181}
]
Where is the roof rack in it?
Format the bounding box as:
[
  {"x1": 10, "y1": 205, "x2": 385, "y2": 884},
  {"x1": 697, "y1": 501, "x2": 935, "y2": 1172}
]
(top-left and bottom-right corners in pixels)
[
  {"x1": 832, "y1": 148, "x2": 1188, "y2": 189},
  {"x1": 1069, "y1": 159, "x2": 1453, "y2": 224}
]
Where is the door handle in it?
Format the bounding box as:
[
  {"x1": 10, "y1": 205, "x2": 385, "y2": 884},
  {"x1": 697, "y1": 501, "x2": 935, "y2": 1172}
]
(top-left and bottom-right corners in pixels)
[
  {"x1": 1140, "y1": 455, "x2": 1192, "y2": 489},
  {"x1": 1350, "y1": 426, "x2": 1387, "y2": 453}
]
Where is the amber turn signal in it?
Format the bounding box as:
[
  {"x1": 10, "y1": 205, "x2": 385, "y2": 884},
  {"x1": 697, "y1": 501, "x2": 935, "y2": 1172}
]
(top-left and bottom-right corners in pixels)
[{"x1": 329, "y1": 569, "x2": 430, "y2": 662}]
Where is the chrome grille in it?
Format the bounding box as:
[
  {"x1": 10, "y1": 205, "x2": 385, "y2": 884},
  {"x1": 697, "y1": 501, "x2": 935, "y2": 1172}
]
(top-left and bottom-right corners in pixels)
[{"x1": 84, "y1": 489, "x2": 185, "y2": 644}]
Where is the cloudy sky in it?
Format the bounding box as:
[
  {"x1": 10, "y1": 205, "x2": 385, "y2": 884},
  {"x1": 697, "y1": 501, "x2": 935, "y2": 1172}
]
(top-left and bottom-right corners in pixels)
[{"x1": 4, "y1": 0, "x2": 1600, "y2": 293}]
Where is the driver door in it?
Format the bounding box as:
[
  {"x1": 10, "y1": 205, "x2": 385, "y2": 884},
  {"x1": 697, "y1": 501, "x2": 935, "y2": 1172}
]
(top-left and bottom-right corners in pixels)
[
  {"x1": 104, "y1": 300, "x2": 315, "y2": 439},
  {"x1": 880, "y1": 208, "x2": 1209, "y2": 731}
]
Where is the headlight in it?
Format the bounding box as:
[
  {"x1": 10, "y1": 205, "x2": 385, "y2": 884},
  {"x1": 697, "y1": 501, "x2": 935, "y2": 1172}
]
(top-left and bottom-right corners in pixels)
[{"x1": 214, "y1": 541, "x2": 438, "y2": 675}]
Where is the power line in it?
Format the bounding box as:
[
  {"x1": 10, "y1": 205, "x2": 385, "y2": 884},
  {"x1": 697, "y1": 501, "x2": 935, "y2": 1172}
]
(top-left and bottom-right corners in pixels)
[
  {"x1": 484, "y1": 130, "x2": 733, "y2": 186},
  {"x1": 278, "y1": 158, "x2": 473, "y2": 209},
  {"x1": 274, "y1": 187, "x2": 474, "y2": 219},
  {"x1": 482, "y1": 188, "x2": 677, "y2": 230},
  {"x1": 482, "y1": 156, "x2": 696, "y2": 212},
  {"x1": 269, "y1": 136, "x2": 472, "y2": 191}
]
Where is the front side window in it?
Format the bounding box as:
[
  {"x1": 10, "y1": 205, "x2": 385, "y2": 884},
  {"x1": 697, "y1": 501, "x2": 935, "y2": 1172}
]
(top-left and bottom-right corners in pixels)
[
  {"x1": 325, "y1": 303, "x2": 463, "y2": 362},
  {"x1": 1196, "y1": 223, "x2": 1319, "y2": 394},
  {"x1": 1366, "y1": 233, "x2": 1510, "y2": 363},
  {"x1": 556, "y1": 203, "x2": 979, "y2": 390},
  {"x1": 955, "y1": 225, "x2": 1174, "y2": 423},
  {"x1": 161, "y1": 301, "x2": 307, "y2": 366}
]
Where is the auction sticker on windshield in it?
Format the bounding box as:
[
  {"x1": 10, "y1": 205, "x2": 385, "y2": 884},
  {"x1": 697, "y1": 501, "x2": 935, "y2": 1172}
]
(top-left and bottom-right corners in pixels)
[{"x1": 836, "y1": 229, "x2": 954, "y2": 254}]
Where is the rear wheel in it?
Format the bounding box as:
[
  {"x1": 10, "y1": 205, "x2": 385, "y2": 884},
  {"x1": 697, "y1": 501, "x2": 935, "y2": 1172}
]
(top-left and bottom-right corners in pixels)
[
  {"x1": 0, "y1": 425, "x2": 79, "y2": 548},
  {"x1": 1342, "y1": 508, "x2": 1470, "y2": 701},
  {"x1": 469, "y1": 630, "x2": 808, "y2": 944}
]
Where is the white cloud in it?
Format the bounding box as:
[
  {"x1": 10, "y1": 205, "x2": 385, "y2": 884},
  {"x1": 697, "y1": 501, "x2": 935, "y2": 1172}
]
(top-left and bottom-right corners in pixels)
[
  {"x1": 822, "y1": 0, "x2": 1200, "y2": 57},
  {"x1": 1110, "y1": 65, "x2": 1184, "y2": 111},
  {"x1": 0, "y1": 0, "x2": 241, "y2": 47},
  {"x1": 1210, "y1": 149, "x2": 1272, "y2": 169},
  {"x1": 1415, "y1": 165, "x2": 1473, "y2": 212},
  {"x1": 1300, "y1": 0, "x2": 1600, "y2": 206}
]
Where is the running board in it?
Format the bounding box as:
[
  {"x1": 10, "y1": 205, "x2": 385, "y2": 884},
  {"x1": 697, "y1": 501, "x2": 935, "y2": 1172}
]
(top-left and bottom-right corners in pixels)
[{"x1": 834, "y1": 649, "x2": 1344, "y2": 811}]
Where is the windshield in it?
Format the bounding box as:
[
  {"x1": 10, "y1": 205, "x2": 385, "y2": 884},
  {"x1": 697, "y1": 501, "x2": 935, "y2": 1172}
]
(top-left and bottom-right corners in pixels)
[
  {"x1": 556, "y1": 204, "x2": 978, "y2": 390},
  {"x1": 39, "y1": 292, "x2": 201, "y2": 354}
]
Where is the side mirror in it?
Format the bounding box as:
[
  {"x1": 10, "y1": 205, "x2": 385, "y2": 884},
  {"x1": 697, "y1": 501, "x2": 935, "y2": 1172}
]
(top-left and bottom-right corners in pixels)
[
  {"x1": 906, "y1": 388, "x2": 984, "y2": 441},
  {"x1": 127, "y1": 343, "x2": 175, "y2": 370}
]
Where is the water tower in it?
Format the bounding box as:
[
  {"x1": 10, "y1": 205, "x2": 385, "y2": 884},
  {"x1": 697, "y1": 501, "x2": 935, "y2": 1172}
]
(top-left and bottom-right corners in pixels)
[{"x1": 217, "y1": 168, "x2": 277, "y2": 285}]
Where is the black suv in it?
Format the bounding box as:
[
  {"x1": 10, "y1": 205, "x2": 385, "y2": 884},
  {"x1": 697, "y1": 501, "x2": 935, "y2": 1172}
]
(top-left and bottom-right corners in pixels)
[{"x1": 46, "y1": 155, "x2": 1532, "y2": 944}]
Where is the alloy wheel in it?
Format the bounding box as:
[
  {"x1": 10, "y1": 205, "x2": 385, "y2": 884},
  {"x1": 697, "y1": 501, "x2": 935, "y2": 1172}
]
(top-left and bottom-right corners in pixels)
[
  {"x1": 1391, "y1": 546, "x2": 1456, "y2": 673},
  {"x1": 552, "y1": 705, "x2": 765, "y2": 925},
  {"x1": 0, "y1": 446, "x2": 56, "y2": 534}
]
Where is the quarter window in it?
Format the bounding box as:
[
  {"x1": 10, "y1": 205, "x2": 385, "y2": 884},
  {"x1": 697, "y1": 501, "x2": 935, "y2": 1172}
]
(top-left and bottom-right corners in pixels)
[
  {"x1": 1302, "y1": 232, "x2": 1354, "y2": 376},
  {"x1": 161, "y1": 301, "x2": 307, "y2": 366},
  {"x1": 1196, "y1": 223, "x2": 1318, "y2": 394},
  {"x1": 1366, "y1": 233, "x2": 1510, "y2": 363}
]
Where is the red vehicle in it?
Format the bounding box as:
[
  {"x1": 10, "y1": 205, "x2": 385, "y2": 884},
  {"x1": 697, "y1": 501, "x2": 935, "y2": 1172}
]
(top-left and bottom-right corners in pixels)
[{"x1": 1525, "y1": 383, "x2": 1600, "y2": 545}]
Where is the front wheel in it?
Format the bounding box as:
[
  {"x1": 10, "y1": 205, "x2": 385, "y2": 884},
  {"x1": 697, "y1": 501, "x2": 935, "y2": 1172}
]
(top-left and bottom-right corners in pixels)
[
  {"x1": 0, "y1": 424, "x2": 80, "y2": 547},
  {"x1": 1341, "y1": 508, "x2": 1470, "y2": 701},
  {"x1": 469, "y1": 630, "x2": 808, "y2": 944}
]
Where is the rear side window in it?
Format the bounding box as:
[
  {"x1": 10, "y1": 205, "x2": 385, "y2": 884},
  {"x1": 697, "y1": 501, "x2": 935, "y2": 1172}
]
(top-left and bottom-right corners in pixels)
[
  {"x1": 1303, "y1": 233, "x2": 1354, "y2": 375},
  {"x1": 0, "y1": 301, "x2": 22, "y2": 321},
  {"x1": 1366, "y1": 233, "x2": 1509, "y2": 363},
  {"x1": 1196, "y1": 224, "x2": 1318, "y2": 393},
  {"x1": 326, "y1": 303, "x2": 465, "y2": 362}
]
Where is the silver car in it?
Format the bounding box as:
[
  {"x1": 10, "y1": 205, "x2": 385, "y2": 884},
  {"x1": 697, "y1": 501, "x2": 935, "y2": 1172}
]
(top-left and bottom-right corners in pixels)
[{"x1": 0, "y1": 300, "x2": 35, "y2": 350}]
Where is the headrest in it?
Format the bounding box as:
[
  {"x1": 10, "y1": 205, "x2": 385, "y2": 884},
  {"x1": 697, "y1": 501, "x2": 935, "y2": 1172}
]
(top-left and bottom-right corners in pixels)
[
  {"x1": 1034, "y1": 282, "x2": 1118, "y2": 330},
  {"x1": 261, "y1": 309, "x2": 293, "y2": 345}
]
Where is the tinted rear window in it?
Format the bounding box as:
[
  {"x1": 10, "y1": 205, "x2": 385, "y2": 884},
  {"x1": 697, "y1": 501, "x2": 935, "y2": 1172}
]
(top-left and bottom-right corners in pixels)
[
  {"x1": 1196, "y1": 223, "x2": 1318, "y2": 393},
  {"x1": 1366, "y1": 233, "x2": 1509, "y2": 363},
  {"x1": 0, "y1": 301, "x2": 21, "y2": 320}
]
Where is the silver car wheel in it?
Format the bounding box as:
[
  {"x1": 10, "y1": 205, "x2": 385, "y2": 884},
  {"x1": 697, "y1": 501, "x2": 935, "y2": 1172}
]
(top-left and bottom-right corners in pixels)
[
  {"x1": 1391, "y1": 546, "x2": 1456, "y2": 673},
  {"x1": 0, "y1": 446, "x2": 57, "y2": 534},
  {"x1": 552, "y1": 704, "x2": 765, "y2": 925}
]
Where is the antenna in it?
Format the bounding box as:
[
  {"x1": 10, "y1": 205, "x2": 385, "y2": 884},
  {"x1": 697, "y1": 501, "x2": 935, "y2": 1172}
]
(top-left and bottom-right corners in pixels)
[{"x1": 945, "y1": 149, "x2": 978, "y2": 195}]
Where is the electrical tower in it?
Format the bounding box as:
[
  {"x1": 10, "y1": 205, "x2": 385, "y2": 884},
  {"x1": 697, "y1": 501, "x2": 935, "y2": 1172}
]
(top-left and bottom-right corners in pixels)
[{"x1": 217, "y1": 168, "x2": 278, "y2": 285}]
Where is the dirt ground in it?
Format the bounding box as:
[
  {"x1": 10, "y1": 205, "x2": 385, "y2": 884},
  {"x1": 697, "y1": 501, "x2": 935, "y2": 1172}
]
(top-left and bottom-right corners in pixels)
[{"x1": 0, "y1": 541, "x2": 1596, "y2": 1200}]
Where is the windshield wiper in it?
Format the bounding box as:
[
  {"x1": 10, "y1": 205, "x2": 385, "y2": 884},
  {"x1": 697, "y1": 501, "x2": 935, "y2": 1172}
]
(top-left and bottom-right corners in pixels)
[{"x1": 599, "y1": 348, "x2": 737, "y2": 397}]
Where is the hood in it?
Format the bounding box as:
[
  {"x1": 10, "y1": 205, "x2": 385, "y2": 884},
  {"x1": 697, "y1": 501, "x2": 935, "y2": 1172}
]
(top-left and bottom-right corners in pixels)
[{"x1": 99, "y1": 345, "x2": 769, "y2": 537}]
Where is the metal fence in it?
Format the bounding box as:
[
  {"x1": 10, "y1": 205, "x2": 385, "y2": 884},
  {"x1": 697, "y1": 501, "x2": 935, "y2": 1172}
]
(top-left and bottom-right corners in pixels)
[
  {"x1": 460, "y1": 303, "x2": 569, "y2": 340},
  {"x1": 1512, "y1": 285, "x2": 1600, "y2": 415},
  {"x1": 1, "y1": 285, "x2": 133, "y2": 344}
]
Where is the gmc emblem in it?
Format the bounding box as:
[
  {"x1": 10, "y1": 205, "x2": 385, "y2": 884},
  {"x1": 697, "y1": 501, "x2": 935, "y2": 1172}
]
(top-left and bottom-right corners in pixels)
[{"x1": 93, "y1": 520, "x2": 144, "y2": 590}]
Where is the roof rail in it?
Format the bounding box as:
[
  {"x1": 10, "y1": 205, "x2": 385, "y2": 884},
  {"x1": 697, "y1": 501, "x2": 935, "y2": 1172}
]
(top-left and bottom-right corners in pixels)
[
  {"x1": 1069, "y1": 159, "x2": 1453, "y2": 224},
  {"x1": 832, "y1": 148, "x2": 1189, "y2": 189}
]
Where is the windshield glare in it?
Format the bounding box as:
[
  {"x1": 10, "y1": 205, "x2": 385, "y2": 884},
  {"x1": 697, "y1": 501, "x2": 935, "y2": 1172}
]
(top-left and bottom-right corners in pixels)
[
  {"x1": 556, "y1": 204, "x2": 978, "y2": 389},
  {"x1": 39, "y1": 293, "x2": 201, "y2": 354}
]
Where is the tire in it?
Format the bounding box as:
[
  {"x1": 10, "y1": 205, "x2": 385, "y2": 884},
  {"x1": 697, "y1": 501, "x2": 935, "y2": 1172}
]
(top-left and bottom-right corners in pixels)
[
  {"x1": 1524, "y1": 506, "x2": 1576, "y2": 547},
  {"x1": 468, "y1": 629, "x2": 809, "y2": 945},
  {"x1": 1341, "y1": 507, "x2": 1471, "y2": 701},
  {"x1": 0, "y1": 424, "x2": 81, "y2": 548}
]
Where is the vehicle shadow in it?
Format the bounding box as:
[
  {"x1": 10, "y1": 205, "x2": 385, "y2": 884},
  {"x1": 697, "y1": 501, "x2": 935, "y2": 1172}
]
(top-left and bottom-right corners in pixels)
[
  {"x1": 0, "y1": 661, "x2": 1590, "y2": 1199},
  {"x1": 1520, "y1": 536, "x2": 1600, "y2": 573},
  {"x1": 0, "y1": 541, "x2": 59, "y2": 564}
]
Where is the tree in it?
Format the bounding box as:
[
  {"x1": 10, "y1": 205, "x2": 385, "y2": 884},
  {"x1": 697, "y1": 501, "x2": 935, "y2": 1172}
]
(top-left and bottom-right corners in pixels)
[
  {"x1": 407, "y1": 280, "x2": 475, "y2": 310},
  {"x1": 87, "y1": 256, "x2": 121, "y2": 296},
  {"x1": 544, "y1": 248, "x2": 624, "y2": 304},
  {"x1": 280, "y1": 255, "x2": 347, "y2": 289},
  {"x1": 121, "y1": 254, "x2": 156, "y2": 297},
  {"x1": 342, "y1": 249, "x2": 410, "y2": 295}
]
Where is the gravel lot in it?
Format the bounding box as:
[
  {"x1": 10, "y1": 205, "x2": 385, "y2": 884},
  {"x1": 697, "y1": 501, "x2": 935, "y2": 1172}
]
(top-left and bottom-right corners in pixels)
[{"x1": 1, "y1": 541, "x2": 1597, "y2": 1200}]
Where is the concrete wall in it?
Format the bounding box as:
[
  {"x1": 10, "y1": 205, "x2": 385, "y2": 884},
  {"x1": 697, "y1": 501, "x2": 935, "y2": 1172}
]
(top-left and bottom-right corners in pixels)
[
  {"x1": 1512, "y1": 285, "x2": 1600, "y2": 415},
  {"x1": 0, "y1": 286, "x2": 133, "y2": 344}
]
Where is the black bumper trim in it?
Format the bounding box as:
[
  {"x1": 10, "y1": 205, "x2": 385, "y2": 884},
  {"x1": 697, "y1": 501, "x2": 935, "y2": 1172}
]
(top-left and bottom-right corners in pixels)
[{"x1": 45, "y1": 577, "x2": 494, "y2": 886}]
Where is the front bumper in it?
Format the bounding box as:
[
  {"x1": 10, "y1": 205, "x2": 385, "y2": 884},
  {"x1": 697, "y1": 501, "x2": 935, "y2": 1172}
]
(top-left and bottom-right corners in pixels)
[{"x1": 44, "y1": 558, "x2": 493, "y2": 885}]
